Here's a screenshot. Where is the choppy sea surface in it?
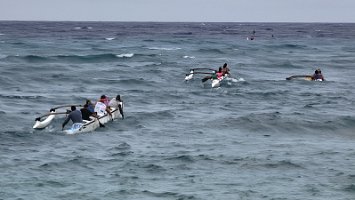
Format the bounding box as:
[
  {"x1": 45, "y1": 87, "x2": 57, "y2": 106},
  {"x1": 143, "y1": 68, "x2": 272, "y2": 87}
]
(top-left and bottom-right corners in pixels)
[{"x1": 1, "y1": 21, "x2": 355, "y2": 200}]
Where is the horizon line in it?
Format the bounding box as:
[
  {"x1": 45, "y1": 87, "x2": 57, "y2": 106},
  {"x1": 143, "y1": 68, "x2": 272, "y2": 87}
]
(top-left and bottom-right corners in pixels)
[{"x1": 0, "y1": 20, "x2": 354, "y2": 24}]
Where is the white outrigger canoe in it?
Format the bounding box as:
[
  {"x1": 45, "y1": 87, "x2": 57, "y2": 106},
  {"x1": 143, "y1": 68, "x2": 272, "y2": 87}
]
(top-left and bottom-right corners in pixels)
[
  {"x1": 33, "y1": 104, "x2": 123, "y2": 134},
  {"x1": 185, "y1": 69, "x2": 228, "y2": 88},
  {"x1": 210, "y1": 75, "x2": 228, "y2": 88},
  {"x1": 64, "y1": 107, "x2": 122, "y2": 135}
]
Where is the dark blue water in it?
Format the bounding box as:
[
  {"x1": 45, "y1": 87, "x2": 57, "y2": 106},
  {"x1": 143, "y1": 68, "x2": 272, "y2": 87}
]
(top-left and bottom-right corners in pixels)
[{"x1": 1, "y1": 21, "x2": 355, "y2": 199}]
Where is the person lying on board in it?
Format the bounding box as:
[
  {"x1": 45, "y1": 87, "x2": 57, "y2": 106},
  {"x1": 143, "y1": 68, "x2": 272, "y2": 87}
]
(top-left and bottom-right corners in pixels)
[
  {"x1": 62, "y1": 106, "x2": 83, "y2": 130},
  {"x1": 312, "y1": 69, "x2": 325, "y2": 81}
]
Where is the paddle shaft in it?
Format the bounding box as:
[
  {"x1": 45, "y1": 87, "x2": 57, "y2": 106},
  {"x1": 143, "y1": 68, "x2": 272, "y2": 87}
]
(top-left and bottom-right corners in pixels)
[
  {"x1": 192, "y1": 68, "x2": 215, "y2": 71},
  {"x1": 52, "y1": 104, "x2": 82, "y2": 110},
  {"x1": 36, "y1": 111, "x2": 69, "y2": 121}
]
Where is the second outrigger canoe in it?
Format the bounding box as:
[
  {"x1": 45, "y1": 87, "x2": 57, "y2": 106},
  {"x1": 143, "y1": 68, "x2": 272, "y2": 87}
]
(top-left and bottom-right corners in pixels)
[{"x1": 185, "y1": 69, "x2": 228, "y2": 88}]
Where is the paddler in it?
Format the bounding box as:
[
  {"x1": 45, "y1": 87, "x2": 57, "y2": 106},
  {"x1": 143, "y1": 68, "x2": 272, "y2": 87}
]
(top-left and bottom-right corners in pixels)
[
  {"x1": 62, "y1": 106, "x2": 83, "y2": 130},
  {"x1": 94, "y1": 95, "x2": 112, "y2": 117},
  {"x1": 108, "y1": 94, "x2": 124, "y2": 119},
  {"x1": 311, "y1": 68, "x2": 325, "y2": 81},
  {"x1": 221, "y1": 63, "x2": 230, "y2": 75},
  {"x1": 216, "y1": 67, "x2": 223, "y2": 79}
]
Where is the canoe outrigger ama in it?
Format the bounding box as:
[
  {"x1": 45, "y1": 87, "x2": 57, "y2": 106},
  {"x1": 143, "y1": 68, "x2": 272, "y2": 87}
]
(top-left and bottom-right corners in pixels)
[{"x1": 33, "y1": 104, "x2": 123, "y2": 134}]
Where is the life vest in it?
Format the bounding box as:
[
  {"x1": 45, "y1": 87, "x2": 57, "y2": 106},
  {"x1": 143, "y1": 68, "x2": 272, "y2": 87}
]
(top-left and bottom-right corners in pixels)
[{"x1": 216, "y1": 72, "x2": 223, "y2": 79}]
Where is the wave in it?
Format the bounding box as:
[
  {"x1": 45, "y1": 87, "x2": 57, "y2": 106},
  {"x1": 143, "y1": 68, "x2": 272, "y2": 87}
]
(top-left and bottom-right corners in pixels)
[
  {"x1": 146, "y1": 47, "x2": 181, "y2": 51},
  {"x1": 0, "y1": 94, "x2": 43, "y2": 100},
  {"x1": 1, "y1": 53, "x2": 136, "y2": 63},
  {"x1": 222, "y1": 113, "x2": 355, "y2": 135},
  {"x1": 267, "y1": 43, "x2": 310, "y2": 50},
  {"x1": 198, "y1": 48, "x2": 225, "y2": 54},
  {"x1": 116, "y1": 53, "x2": 134, "y2": 58}
]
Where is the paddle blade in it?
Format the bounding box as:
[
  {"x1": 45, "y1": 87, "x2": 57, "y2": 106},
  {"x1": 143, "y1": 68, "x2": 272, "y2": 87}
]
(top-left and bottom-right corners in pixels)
[{"x1": 201, "y1": 76, "x2": 211, "y2": 82}]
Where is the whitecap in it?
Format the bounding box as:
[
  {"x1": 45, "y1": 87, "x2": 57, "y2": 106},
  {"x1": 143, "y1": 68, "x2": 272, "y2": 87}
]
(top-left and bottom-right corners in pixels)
[
  {"x1": 105, "y1": 37, "x2": 115, "y2": 40},
  {"x1": 183, "y1": 55, "x2": 195, "y2": 59},
  {"x1": 227, "y1": 77, "x2": 245, "y2": 82},
  {"x1": 116, "y1": 53, "x2": 134, "y2": 58}
]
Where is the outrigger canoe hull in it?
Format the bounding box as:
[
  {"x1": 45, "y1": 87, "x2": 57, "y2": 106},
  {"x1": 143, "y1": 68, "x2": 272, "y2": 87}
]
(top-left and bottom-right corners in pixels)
[{"x1": 64, "y1": 107, "x2": 122, "y2": 134}]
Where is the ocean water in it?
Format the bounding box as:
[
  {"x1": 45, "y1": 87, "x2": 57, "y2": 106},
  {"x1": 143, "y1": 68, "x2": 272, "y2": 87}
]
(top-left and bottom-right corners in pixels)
[{"x1": 1, "y1": 21, "x2": 355, "y2": 200}]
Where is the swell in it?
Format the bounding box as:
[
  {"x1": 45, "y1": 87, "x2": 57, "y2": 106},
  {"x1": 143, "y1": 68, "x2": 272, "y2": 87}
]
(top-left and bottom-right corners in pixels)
[
  {"x1": 1, "y1": 53, "x2": 158, "y2": 63},
  {"x1": 221, "y1": 113, "x2": 355, "y2": 135}
]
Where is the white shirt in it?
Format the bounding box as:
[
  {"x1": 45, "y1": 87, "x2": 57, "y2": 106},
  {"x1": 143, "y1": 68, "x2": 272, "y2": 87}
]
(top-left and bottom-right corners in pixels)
[
  {"x1": 94, "y1": 101, "x2": 107, "y2": 117},
  {"x1": 108, "y1": 98, "x2": 123, "y2": 109}
]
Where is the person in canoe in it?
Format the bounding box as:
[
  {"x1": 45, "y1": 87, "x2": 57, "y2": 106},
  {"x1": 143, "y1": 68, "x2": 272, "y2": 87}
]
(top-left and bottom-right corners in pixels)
[
  {"x1": 94, "y1": 95, "x2": 112, "y2": 117},
  {"x1": 202, "y1": 63, "x2": 230, "y2": 82},
  {"x1": 221, "y1": 63, "x2": 230, "y2": 75},
  {"x1": 80, "y1": 104, "x2": 96, "y2": 121},
  {"x1": 62, "y1": 106, "x2": 83, "y2": 130},
  {"x1": 85, "y1": 99, "x2": 95, "y2": 113},
  {"x1": 312, "y1": 68, "x2": 325, "y2": 81},
  {"x1": 109, "y1": 94, "x2": 124, "y2": 119},
  {"x1": 216, "y1": 67, "x2": 223, "y2": 79},
  {"x1": 99, "y1": 94, "x2": 110, "y2": 106}
]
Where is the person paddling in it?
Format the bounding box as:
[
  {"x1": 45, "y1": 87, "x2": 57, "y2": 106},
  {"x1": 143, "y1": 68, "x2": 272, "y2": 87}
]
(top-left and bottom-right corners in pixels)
[
  {"x1": 62, "y1": 106, "x2": 83, "y2": 130},
  {"x1": 311, "y1": 68, "x2": 325, "y2": 81},
  {"x1": 109, "y1": 94, "x2": 124, "y2": 119},
  {"x1": 94, "y1": 95, "x2": 112, "y2": 118},
  {"x1": 221, "y1": 63, "x2": 230, "y2": 75},
  {"x1": 80, "y1": 104, "x2": 95, "y2": 121}
]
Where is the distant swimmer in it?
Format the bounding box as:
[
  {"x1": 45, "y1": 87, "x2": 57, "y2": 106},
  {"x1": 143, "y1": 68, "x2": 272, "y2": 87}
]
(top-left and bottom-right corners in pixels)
[
  {"x1": 247, "y1": 30, "x2": 256, "y2": 40},
  {"x1": 247, "y1": 36, "x2": 255, "y2": 40},
  {"x1": 312, "y1": 68, "x2": 325, "y2": 81}
]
